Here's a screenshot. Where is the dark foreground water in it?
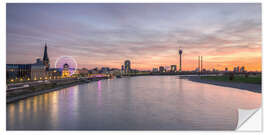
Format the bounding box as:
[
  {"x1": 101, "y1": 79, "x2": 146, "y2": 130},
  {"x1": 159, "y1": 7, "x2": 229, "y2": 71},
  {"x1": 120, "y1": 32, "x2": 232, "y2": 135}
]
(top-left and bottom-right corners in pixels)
[{"x1": 7, "y1": 76, "x2": 261, "y2": 130}]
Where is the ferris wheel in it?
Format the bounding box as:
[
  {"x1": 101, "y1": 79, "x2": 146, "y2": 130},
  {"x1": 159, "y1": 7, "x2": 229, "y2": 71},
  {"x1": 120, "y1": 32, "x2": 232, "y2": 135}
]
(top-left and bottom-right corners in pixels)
[{"x1": 55, "y1": 56, "x2": 78, "y2": 75}]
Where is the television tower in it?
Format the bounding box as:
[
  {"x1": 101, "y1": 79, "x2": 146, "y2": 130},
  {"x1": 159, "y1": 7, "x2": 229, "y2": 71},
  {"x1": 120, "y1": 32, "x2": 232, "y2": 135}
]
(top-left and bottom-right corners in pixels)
[{"x1": 179, "y1": 48, "x2": 183, "y2": 72}]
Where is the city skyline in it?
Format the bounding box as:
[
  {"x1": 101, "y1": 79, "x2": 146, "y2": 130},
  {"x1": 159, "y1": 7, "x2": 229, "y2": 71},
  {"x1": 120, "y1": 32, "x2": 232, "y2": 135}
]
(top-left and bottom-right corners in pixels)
[{"x1": 7, "y1": 3, "x2": 262, "y2": 71}]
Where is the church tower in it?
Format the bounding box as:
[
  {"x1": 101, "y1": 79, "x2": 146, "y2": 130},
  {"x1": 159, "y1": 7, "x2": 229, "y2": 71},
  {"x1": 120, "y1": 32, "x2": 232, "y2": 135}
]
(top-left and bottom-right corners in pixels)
[{"x1": 43, "y1": 43, "x2": 50, "y2": 70}]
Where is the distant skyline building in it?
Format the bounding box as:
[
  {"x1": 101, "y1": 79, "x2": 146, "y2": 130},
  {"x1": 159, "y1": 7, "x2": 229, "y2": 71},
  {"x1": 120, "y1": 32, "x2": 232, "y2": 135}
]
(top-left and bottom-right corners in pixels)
[
  {"x1": 121, "y1": 65, "x2": 124, "y2": 74},
  {"x1": 152, "y1": 68, "x2": 158, "y2": 72},
  {"x1": 101, "y1": 67, "x2": 110, "y2": 74},
  {"x1": 124, "y1": 60, "x2": 131, "y2": 73},
  {"x1": 201, "y1": 56, "x2": 203, "y2": 72},
  {"x1": 159, "y1": 66, "x2": 165, "y2": 72},
  {"x1": 179, "y1": 48, "x2": 183, "y2": 72},
  {"x1": 233, "y1": 67, "x2": 237, "y2": 72},
  {"x1": 240, "y1": 66, "x2": 245, "y2": 72},
  {"x1": 171, "y1": 65, "x2": 177, "y2": 72},
  {"x1": 233, "y1": 66, "x2": 244, "y2": 72},
  {"x1": 197, "y1": 56, "x2": 203, "y2": 72}
]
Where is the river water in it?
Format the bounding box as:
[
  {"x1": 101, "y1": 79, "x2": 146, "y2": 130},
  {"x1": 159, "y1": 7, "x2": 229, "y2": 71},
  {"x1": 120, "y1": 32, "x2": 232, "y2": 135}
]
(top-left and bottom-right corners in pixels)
[{"x1": 7, "y1": 76, "x2": 261, "y2": 130}]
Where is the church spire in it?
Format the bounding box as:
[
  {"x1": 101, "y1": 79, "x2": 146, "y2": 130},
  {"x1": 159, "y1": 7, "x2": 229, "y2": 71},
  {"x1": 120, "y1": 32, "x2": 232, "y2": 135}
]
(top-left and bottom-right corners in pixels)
[{"x1": 43, "y1": 42, "x2": 50, "y2": 70}]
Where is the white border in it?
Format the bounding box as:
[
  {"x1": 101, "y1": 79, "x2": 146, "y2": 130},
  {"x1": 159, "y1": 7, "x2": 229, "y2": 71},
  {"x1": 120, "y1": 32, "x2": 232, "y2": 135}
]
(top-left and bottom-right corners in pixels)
[
  {"x1": 1, "y1": 0, "x2": 269, "y2": 135},
  {"x1": 0, "y1": 0, "x2": 7, "y2": 133},
  {"x1": 4, "y1": 0, "x2": 263, "y2": 3}
]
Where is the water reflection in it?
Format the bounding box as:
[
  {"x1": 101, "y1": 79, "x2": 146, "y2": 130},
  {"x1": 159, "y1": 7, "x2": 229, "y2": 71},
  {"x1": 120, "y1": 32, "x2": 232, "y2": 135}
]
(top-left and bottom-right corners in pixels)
[
  {"x1": 7, "y1": 76, "x2": 261, "y2": 130},
  {"x1": 97, "y1": 80, "x2": 102, "y2": 107}
]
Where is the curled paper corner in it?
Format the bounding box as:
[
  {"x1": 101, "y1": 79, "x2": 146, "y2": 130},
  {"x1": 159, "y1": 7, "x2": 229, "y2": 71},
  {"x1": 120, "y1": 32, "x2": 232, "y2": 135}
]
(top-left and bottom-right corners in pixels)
[{"x1": 236, "y1": 107, "x2": 261, "y2": 130}]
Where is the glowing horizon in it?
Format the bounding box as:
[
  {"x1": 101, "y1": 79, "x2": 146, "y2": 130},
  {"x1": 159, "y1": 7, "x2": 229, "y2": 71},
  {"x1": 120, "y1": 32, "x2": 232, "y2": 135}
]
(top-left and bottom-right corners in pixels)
[{"x1": 6, "y1": 3, "x2": 261, "y2": 72}]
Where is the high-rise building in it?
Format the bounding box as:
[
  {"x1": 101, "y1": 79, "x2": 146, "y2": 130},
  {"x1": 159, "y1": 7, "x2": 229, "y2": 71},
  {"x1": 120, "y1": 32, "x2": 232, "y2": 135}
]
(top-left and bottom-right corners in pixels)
[
  {"x1": 171, "y1": 65, "x2": 177, "y2": 72},
  {"x1": 159, "y1": 66, "x2": 165, "y2": 72},
  {"x1": 124, "y1": 60, "x2": 131, "y2": 73},
  {"x1": 43, "y1": 43, "x2": 50, "y2": 71},
  {"x1": 198, "y1": 56, "x2": 203, "y2": 72},
  {"x1": 240, "y1": 66, "x2": 245, "y2": 72},
  {"x1": 179, "y1": 49, "x2": 183, "y2": 72},
  {"x1": 233, "y1": 67, "x2": 237, "y2": 72}
]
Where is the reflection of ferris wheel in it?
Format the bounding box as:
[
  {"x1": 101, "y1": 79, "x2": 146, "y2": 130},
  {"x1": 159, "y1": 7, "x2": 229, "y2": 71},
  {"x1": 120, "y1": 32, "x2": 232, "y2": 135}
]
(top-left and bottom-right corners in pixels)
[{"x1": 55, "y1": 56, "x2": 78, "y2": 75}]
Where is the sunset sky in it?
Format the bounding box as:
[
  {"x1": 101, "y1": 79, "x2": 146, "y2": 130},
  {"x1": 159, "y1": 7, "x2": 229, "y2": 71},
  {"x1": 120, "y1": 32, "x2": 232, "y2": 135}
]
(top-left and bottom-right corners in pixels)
[{"x1": 7, "y1": 3, "x2": 261, "y2": 71}]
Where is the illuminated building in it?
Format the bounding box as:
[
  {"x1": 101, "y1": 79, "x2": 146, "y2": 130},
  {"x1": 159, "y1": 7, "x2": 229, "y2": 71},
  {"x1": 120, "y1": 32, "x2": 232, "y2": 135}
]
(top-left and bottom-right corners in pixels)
[
  {"x1": 78, "y1": 68, "x2": 89, "y2": 77},
  {"x1": 62, "y1": 63, "x2": 70, "y2": 77},
  {"x1": 31, "y1": 58, "x2": 46, "y2": 80},
  {"x1": 124, "y1": 60, "x2": 131, "y2": 73},
  {"x1": 159, "y1": 66, "x2": 165, "y2": 72},
  {"x1": 50, "y1": 68, "x2": 62, "y2": 78},
  {"x1": 6, "y1": 64, "x2": 32, "y2": 82},
  {"x1": 6, "y1": 43, "x2": 61, "y2": 82},
  {"x1": 89, "y1": 68, "x2": 99, "y2": 74},
  {"x1": 171, "y1": 65, "x2": 177, "y2": 72}
]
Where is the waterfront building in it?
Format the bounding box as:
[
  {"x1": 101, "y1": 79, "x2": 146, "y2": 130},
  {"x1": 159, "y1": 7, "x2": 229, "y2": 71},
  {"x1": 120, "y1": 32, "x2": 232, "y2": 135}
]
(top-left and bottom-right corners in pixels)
[
  {"x1": 62, "y1": 63, "x2": 70, "y2": 78},
  {"x1": 31, "y1": 58, "x2": 46, "y2": 80},
  {"x1": 159, "y1": 66, "x2": 165, "y2": 72},
  {"x1": 6, "y1": 64, "x2": 32, "y2": 82},
  {"x1": 152, "y1": 68, "x2": 158, "y2": 72},
  {"x1": 78, "y1": 68, "x2": 89, "y2": 77},
  {"x1": 7, "y1": 62, "x2": 59, "y2": 82},
  {"x1": 49, "y1": 68, "x2": 62, "y2": 79},
  {"x1": 89, "y1": 68, "x2": 99, "y2": 74},
  {"x1": 6, "y1": 43, "x2": 65, "y2": 82},
  {"x1": 171, "y1": 65, "x2": 177, "y2": 72}
]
